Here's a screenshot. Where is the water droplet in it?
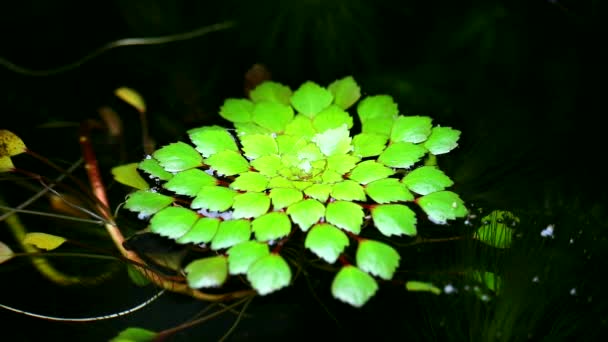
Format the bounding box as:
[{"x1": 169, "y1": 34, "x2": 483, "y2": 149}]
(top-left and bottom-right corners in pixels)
[
  {"x1": 570, "y1": 288, "x2": 577, "y2": 296},
  {"x1": 569, "y1": 238, "x2": 574, "y2": 244},
  {"x1": 532, "y1": 276, "x2": 540, "y2": 283},
  {"x1": 541, "y1": 224, "x2": 555, "y2": 238},
  {"x1": 443, "y1": 284, "x2": 456, "y2": 294}
]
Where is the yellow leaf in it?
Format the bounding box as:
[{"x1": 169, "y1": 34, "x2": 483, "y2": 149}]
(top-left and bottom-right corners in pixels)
[
  {"x1": 115, "y1": 87, "x2": 146, "y2": 113},
  {"x1": 0, "y1": 240, "x2": 14, "y2": 264},
  {"x1": 23, "y1": 232, "x2": 67, "y2": 251},
  {"x1": 0, "y1": 156, "x2": 15, "y2": 172},
  {"x1": 0, "y1": 130, "x2": 27, "y2": 157},
  {"x1": 111, "y1": 163, "x2": 150, "y2": 190}
]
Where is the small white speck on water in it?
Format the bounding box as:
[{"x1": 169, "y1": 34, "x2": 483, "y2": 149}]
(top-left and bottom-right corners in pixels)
[
  {"x1": 481, "y1": 294, "x2": 491, "y2": 302},
  {"x1": 541, "y1": 224, "x2": 555, "y2": 238},
  {"x1": 532, "y1": 276, "x2": 539, "y2": 283},
  {"x1": 570, "y1": 288, "x2": 577, "y2": 296},
  {"x1": 145, "y1": 155, "x2": 152, "y2": 159},
  {"x1": 204, "y1": 169, "x2": 215, "y2": 176},
  {"x1": 464, "y1": 219, "x2": 472, "y2": 226},
  {"x1": 443, "y1": 284, "x2": 456, "y2": 294},
  {"x1": 137, "y1": 212, "x2": 150, "y2": 220},
  {"x1": 569, "y1": 238, "x2": 575, "y2": 244}
]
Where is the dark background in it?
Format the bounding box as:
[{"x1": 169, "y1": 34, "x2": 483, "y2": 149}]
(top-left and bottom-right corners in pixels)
[{"x1": 0, "y1": 0, "x2": 606, "y2": 341}]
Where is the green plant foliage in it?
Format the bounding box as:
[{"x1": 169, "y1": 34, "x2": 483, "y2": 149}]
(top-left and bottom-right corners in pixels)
[
  {"x1": 110, "y1": 327, "x2": 156, "y2": 342},
  {"x1": 0, "y1": 240, "x2": 14, "y2": 264},
  {"x1": 127, "y1": 265, "x2": 151, "y2": 287},
  {"x1": 0, "y1": 130, "x2": 26, "y2": 172},
  {"x1": 473, "y1": 270, "x2": 502, "y2": 293},
  {"x1": 111, "y1": 163, "x2": 149, "y2": 190},
  {"x1": 473, "y1": 210, "x2": 519, "y2": 248},
  {"x1": 122, "y1": 76, "x2": 467, "y2": 307},
  {"x1": 405, "y1": 281, "x2": 441, "y2": 295},
  {"x1": 185, "y1": 256, "x2": 229, "y2": 288},
  {"x1": 22, "y1": 232, "x2": 66, "y2": 251}
]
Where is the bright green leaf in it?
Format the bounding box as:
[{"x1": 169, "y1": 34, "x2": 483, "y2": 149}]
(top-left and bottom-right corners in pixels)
[
  {"x1": 176, "y1": 217, "x2": 220, "y2": 244},
  {"x1": 252, "y1": 212, "x2": 292, "y2": 242},
  {"x1": 286, "y1": 199, "x2": 325, "y2": 231},
  {"x1": 22, "y1": 232, "x2": 66, "y2": 251},
  {"x1": 110, "y1": 327, "x2": 156, "y2": 342},
  {"x1": 219, "y1": 98, "x2": 254, "y2": 123},
  {"x1": 402, "y1": 166, "x2": 454, "y2": 195},
  {"x1": 138, "y1": 158, "x2": 173, "y2": 181},
  {"x1": 290, "y1": 81, "x2": 333, "y2": 117},
  {"x1": 163, "y1": 168, "x2": 217, "y2": 196},
  {"x1": 331, "y1": 180, "x2": 366, "y2": 201},
  {"x1": 0, "y1": 240, "x2": 13, "y2": 264},
  {"x1": 283, "y1": 115, "x2": 316, "y2": 138},
  {"x1": 417, "y1": 191, "x2": 468, "y2": 224},
  {"x1": 423, "y1": 127, "x2": 461, "y2": 155},
  {"x1": 331, "y1": 266, "x2": 378, "y2": 308},
  {"x1": 0, "y1": 130, "x2": 27, "y2": 157},
  {"x1": 371, "y1": 204, "x2": 417, "y2": 237},
  {"x1": 405, "y1": 281, "x2": 441, "y2": 295},
  {"x1": 473, "y1": 210, "x2": 518, "y2": 249},
  {"x1": 124, "y1": 190, "x2": 174, "y2": 218},
  {"x1": 150, "y1": 207, "x2": 198, "y2": 239},
  {"x1": 247, "y1": 254, "x2": 292, "y2": 295},
  {"x1": 0, "y1": 156, "x2": 14, "y2": 172},
  {"x1": 185, "y1": 256, "x2": 228, "y2": 288},
  {"x1": 326, "y1": 155, "x2": 360, "y2": 175},
  {"x1": 240, "y1": 134, "x2": 278, "y2": 159},
  {"x1": 234, "y1": 122, "x2": 270, "y2": 136},
  {"x1": 348, "y1": 160, "x2": 395, "y2": 185},
  {"x1": 473, "y1": 271, "x2": 502, "y2": 293},
  {"x1": 378, "y1": 142, "x2": 427, "y2": 168},
  {"x1": 365, "y1": 178, "x2": 414, "y2": 203},
  {"x1": 304, "y1": 223, "x2": 349, "y2": 263},
  {"x1": 361, "y1": 117, "x2": 395, "y2": 136},
  {"x1": 227, "y1": 241, "x2": 270, "y2": 275},
  {"x1": 188, "y1": 126, "x2": 239, "y2": 157},
  {"x1": 267, "y1": 176, "x2": 294, "y2": 189},
  {"x1": 250, "y1": 155, "x2": 282, "y2": 176},
  {"x1": 205, "y1": 150, "x2": 250, "y2": 176},
  {"x1": 302, "y1": 183, "x2": 332, "y2": 202},
  {"x1": 250, "y1": 81, "x2": 292, "y2": 105},
  {"x1": 210, "y1": 219, "x2": 251, "y2": 250},
  {"x1": 111, "y1": 163, "x2": 149, "y2": 190},
  {"x1": 325, "y1": 201, "x2": 364, "y2": 234},
  {"x1": 152, "y1": 142, "x2": 202, "y2": 172},
  {"x1": 352, "y1": 133, "x2": 388, "y2": 157},
  {"x1": 357, "y1": 95, "x2": 398, "y2": 123},
  {"x1": 312, "y1": 105, "x2": 353, "y2": 132},
  {"x1": 327, "y1": 76, "x2": 361, "y2": 109},
  {"x1": 270, "y1": 188, "x2": 303, "y2": 210},
  {"x1": 232, "y1": 192, "x2": 270, "y2": 219},
  {"x1": 191, "y1": 186, "x2": 237, "y2": 212},
  {"x1": 230, "y1": 172, "x2": 269, "y2": 192},
  {"x1": 252, "y1": 102, "x2": 294, "y2": 132},
  {"x1": 390, "y1": 116, "x2": 433, "y2": 143},
  {"x1": 356, "y1": 239, "x2": 400, "y2": 280}
]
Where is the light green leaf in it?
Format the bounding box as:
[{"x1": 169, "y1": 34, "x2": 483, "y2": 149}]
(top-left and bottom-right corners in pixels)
[
  {"x1": 232, "y1": 192, "x2": 270, "y2": 219},
  {"x1": 405, "y1": 281, "x2": 441, "y2": 295},
  {"x1": 240, "y1": 134, "x2": 278, "y2": 160},
  {"x1": 250, "y1": 81, "x2": 292, "y2": 105},
  {"x1": 205, "y1": 150, "x2": 250, "y2": 176},
  {"x1": 22, "y1": 232, "x2": 66, "y2": 251},
  {"x1": 219, "y1": 98, "x2": 254, "y2": 123},
  {"x1": 138, "y1": 158, "x2": 173, "y2": 181},
  {"x1": 230, "y1": 172, "x2": 269, "y2": 192},
  {"x1": 331, "y1": 266, "x2": 378, "y2": 308},
  {"x1": 473, "y1": 271, "x2": 502, "y2": 293},
  {"x1": 352, "y1": 133, "x2": 388, "y2": 157},
  {"x1": 286, "y1": 199, "x2": 325, "y2": 231},
  {"x1": 152, "y1": 142, "x2": 202, "y2": 172},
  {"x1": 371, "y1": 204, "x2": 417, "y2": 237},
  {"x1": 0, "y1": 240, "x2": 13, "y2": 264},
  {"x1": 327, "y1": 76, "x2": 361, "y2": 109},
  {"x1": 312, "y1": 105, "x2": 353, "y2": 132},
  {"x1": 423, "y1": 127, "x2": 461, "y2": 155},
  {"x1": 348, "y1": 160, "x2": 395, "y2": 185},
  {"x1": 126, "y1": 265, "x2": 150, "y2": 287},
  {"x1": 417, "y1": 191, "x2": 467, "y2": 224},
  {"x1": 252, "y1": 212, "x2": 292, "y2": 242},
  {"x1": 191, "y1": 186, "x2": 237, "y2": 212},
  {"x1": 163, "y1": 169, "x2": 217, "y2": 196},
  {"x1": 150, "y1": 207, "x2": 198, "y2": 239},
  {"x1": 0, "y1": 129, "x2": 27, "y2": 157},
  {"x1": 325, "y1": 201, "x2": 364, "y2": 234},
  {"x1": 188, "y1": 126, "x2": 239, "y2": 157},
  {"x1": 303, "y1": 183, "x2": 332, "y2": 202},
  {"x1": 331, "y1": 180, "x2": 366, "y2": 201},
  {"x1": 185, "y1": 256, "x2": 228, "y2": 288},
  {"x1": 473, "y1": 210, "x2": 518, "y2": 249},
  {"x1": 110, "y1": 327, "x2": 156, "y2": 342},
  {"x1": 111, "y1": 163, "x2": 149, "y2": 190},
  {"x1": 378, "y1": 142, "x2": 427, "y2": 168},
  {"x1": 176, "y1": 217, "x2": 220, "y2": 244},
  {"x1": 234, "y1": 122, "x2": 270, "y2": 136},
  {"x1": 114, "y1": 87, "x2": 146, "y2": 113},
  {"x1": 270, "y1": 188, "x2": 303, "y2": 210},
  {"x1": 252, "y1": 102, "x2": 294, "y2": 132},
  {"x1": 362, "y1": 117, "x2": 396, "y2": 136},
  {"x1": 290, "y1": 81, "x2": 333, "y2": 117},
  {"x1": 357, "y1": 95, "x2": 398, "y2": 123},
  {"x1": 247, "y1": 254, "x2": 292, "y2": 295},
  {"x1": 124, "y1": 190, "x2": 174, "y2": 217},
  {"x1": 267, "y1": 176, "x2": 294, "y2": 189},
  {"x1": 402, "y1": 166, "x2": 454, "y2": 195},
  {"x1": 0, "y1": 156, "x2": 14, "y2": 172},
  {"x1": 227, "y1": 241, "x2": 270, "y2": 275},
  {"x1": 326, "y1": 155, "x2": 360, "y2": 175},
  {"x1": 304, "y1": 223, "x2": 349, "y2": 263},
  {"x1": 250, "y1": 155, "x2": 283, "y2": 176},
  {"x1": 365, "y1": 178, "x2": 414, "y2": 203},
  {"x1": 311, "y1": 125, "x2": 352, "y2": 157},
  {"x1": 283, "y1": 115, "x2": 316, "y2": 138},
  {"x1": 210, "y1": 219, "x2": 251, "y2": 250},
  {"x1": 356, "y1": 239, "x2": 400, "y2": 280},
  {"x1": 390, "y1": 116, "x2": 433, "y2": 143}
]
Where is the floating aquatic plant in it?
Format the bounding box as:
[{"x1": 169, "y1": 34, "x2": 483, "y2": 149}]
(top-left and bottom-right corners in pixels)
[{"x1": 121, "y1": 76, "x2": 467, "y2": 307}]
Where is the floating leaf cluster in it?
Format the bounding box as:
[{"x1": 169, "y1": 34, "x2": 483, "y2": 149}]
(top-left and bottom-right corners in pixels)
[{"x1": 122, "y1": 77, "x2": 467, "y2": 307}]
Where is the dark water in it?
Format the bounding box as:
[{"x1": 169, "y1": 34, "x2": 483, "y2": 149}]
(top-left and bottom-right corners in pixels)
[{"x1": 1, "y1": 1, "x2": 606, "y2": 341}]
